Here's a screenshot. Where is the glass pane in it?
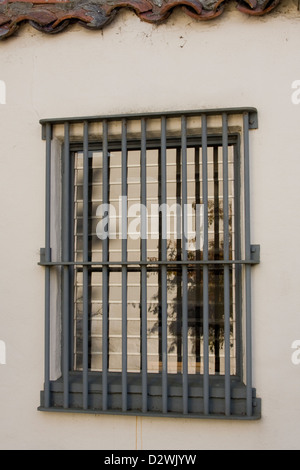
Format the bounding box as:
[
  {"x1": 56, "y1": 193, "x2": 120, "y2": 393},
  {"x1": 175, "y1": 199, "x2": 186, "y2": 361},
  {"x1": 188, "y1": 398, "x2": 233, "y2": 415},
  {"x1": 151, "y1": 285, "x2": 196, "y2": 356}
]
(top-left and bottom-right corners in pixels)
[
  {"x1": 127, "y1": 271, "x2": 141, "y2": 372},
  {"x1": 108, "y1": 271, "x2": 122, "y2": 372},
  {"x1": 147, "y1": 271, "x2": 160, "y2": 373},
  {"x1": 72, "y1": 141, "x2": 238, "y2": 376}
]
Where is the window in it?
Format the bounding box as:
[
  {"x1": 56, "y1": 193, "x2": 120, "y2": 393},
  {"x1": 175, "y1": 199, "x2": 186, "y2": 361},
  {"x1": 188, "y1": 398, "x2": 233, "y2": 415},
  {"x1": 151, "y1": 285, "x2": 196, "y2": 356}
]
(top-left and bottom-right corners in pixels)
[{"x1": 39, "y1": 109, "x2": 261, "y2": 418}]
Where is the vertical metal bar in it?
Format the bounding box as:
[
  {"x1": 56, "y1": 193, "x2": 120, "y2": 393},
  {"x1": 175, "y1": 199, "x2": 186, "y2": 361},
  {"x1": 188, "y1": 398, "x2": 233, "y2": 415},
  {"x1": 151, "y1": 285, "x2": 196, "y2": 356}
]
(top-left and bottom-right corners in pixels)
[
  {"x1": 87, "y1": 159, "x2": 93, "y2": 371},
  {"x1": 122, "y1": 118, "x2": 128, "y2": 412},
  {"x1": 69, "y1": 153, "x2": 75, "y2": 373},
  {"x1": 234, "y1": 142, "x2": 242, "y2": 378},
  {"x1": 44, "y1": 123, "x2": 52, "y2": 409},
  {"x1": 222, "y1": 113, "x2": 231, "y2": 416},
  {"x1": 195, "y1": 147, "x2": 201, "y2": 373},
  {"x1": 141, "y1": 118, "x2": 148, "y2": 413},
  {"x1": 181, "y1": 116, "x2": 188, "y2": 414},
  {"x1": 102, "y1": 120, "x2": 109, "y2": 411},
  {"x1": 83, "y1": 121, "x2": 89, "y2": 410},
  {"x1": 161, "y1": 116, "x2": 168, "y2": 414},
  {"x1": 243, "y1": 113, "x2": 253, "y2": 417},
  {"x1": 176, "y1": 148, "x2": 182, "y2": 373},
  {"x1": 158, "y1": 160, "x2": 162, "y2": 372},
  {"x1": 202, "y1": 114, "x2": 210, "y2": 415},
  {"x1": 63, "y1": 122, "x2": 70, "y2": 409},
  {"x1": 213, "y1": 146, "x2": 220, "y2": 374}
]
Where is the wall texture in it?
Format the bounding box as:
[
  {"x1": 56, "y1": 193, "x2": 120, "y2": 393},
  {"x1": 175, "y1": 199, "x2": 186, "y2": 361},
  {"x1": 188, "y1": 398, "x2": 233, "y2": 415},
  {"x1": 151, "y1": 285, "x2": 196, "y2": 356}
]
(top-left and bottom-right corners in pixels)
[{"x1": 0, "y1": 0, "x2": 300, "y2": 449}]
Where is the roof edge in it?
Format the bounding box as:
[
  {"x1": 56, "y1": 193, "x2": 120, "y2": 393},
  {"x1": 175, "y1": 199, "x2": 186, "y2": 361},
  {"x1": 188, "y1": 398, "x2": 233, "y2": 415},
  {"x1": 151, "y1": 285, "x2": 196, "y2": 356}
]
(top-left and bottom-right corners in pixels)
[{"x1": 0, "y1": 0, "x2": 282, "y2": 40}]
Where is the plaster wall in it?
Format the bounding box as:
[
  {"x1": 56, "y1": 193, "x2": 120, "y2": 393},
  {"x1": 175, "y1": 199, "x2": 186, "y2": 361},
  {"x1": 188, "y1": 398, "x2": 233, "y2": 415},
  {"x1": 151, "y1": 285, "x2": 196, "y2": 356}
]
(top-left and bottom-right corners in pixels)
[{"x1": 0, "y1": 2, "x2": 299, "y2": 449}]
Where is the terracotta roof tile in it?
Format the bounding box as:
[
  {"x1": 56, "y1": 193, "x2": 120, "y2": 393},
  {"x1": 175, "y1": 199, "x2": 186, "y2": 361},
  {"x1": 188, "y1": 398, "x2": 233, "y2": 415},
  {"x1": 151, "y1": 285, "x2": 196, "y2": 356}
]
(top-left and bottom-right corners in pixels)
[{"x1": 0, "y1": 0, "x2": 282, "y2": 40}]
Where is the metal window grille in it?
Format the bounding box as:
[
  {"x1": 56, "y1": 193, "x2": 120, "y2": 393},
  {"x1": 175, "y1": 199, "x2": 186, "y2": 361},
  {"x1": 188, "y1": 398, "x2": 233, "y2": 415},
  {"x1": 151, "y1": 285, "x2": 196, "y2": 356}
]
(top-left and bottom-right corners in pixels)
[{"x1": 39, "y1": 108, "x2": 261, "y2": 419}]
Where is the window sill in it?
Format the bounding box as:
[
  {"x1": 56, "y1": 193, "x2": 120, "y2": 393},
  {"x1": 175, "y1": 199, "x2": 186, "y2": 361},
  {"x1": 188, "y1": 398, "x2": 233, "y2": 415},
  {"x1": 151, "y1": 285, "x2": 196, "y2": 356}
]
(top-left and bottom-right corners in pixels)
[{"x1": 39, "y1": 372, "x2": 261, "y2": 420}]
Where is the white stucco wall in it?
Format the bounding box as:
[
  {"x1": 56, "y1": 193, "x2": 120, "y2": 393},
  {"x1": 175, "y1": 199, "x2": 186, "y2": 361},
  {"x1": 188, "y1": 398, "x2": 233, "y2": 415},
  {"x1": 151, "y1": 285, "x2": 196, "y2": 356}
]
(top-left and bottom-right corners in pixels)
[{"x1": 0, "y1": 1, "x2": 300, "y2": 449}]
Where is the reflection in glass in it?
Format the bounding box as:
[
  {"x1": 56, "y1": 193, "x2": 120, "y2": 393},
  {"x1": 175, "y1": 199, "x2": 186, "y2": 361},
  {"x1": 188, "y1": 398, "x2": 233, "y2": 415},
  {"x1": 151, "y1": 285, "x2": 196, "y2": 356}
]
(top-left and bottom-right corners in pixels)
[{"x1": 73, "y1": 143, "x2": 237, "y2": 376}]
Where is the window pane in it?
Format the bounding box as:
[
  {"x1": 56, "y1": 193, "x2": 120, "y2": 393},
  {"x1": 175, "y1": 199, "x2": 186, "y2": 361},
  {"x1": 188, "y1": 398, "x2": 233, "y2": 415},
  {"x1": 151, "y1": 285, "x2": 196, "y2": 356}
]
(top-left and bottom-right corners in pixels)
[{"x1": 72, "y1": 142, "x2": 238, "y2": 376}]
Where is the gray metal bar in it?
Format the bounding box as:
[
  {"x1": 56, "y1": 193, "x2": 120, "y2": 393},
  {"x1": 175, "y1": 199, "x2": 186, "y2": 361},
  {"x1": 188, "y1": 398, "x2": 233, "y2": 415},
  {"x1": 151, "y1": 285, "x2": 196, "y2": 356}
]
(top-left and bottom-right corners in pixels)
[
  {"x1": 202, "y1": 114, "x2": 210, "y2": 415},
  {"x1": 213, "y1": 146, "x2": 220, "y2": 374},
  {"x1": 83, "y1": 121, "x2": 89, "y2": 410},
  {"x1": 69, "y1": 153, "x2": 75, "y2": 373},
  {"x1": 102, "y1": 120, "x2": 109, "y2": 411},
  {"x1": 40, "y1": 259, "x2": 258, "y2": 267},
  {"x1": 40, "y1": 108, "x2": 258, "y2": 128},
  {"x1": 63, "y1": 122, "x2": 70, "y2": 409},
  {"x1": 222, "y1": 113, "x2": 231, "y2": 416},
  {"x1": 141, "y1": 118, "x2": 148, "y2": 413},
  {"x1": 233, "y1": 143, "x2": 243, "y2": 379},
  {"x1": 176, "y1": 148, "x2": 182, "y2": 374},
  {"x1": 243, "y1": 113, "x2": 253, "y2": 417},
  {"x1": 161, "y1": 116, "x2": 168, "y2": 414},
  {"x1": 195, "y1": 146, "x2": 201, "y2": 373},
  {"x1": 122, "y1": 118, "x2": 128, "y2": 412},
  {"x1": 181, "y1": 116, "x2": 188, "y2": 414},
  {"x1": 44, "y1": 123, "x2": 52, "y2": 408}
]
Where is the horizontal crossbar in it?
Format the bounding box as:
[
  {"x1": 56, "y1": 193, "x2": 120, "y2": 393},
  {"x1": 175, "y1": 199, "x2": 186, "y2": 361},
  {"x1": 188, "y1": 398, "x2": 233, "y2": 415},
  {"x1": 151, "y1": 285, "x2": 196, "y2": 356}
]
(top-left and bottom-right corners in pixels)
[{"x1": 39, "y1": 259, "x2": 259, "y2": 266}]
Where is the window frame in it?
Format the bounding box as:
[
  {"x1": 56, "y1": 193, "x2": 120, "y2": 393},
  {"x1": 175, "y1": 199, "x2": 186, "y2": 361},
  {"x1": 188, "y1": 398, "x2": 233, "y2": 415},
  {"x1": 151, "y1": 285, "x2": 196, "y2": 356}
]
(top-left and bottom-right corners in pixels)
[{"x1": 39, "y1": 108, "x2": 261, "y2": 419}]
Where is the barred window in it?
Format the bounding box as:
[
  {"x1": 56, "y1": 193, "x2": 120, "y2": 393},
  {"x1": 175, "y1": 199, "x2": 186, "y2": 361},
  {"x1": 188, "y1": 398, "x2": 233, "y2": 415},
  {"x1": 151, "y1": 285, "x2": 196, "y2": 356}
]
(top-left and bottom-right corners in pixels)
[{"x1": 39, "y1": 109, "x2": 261, "y2": 419}]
